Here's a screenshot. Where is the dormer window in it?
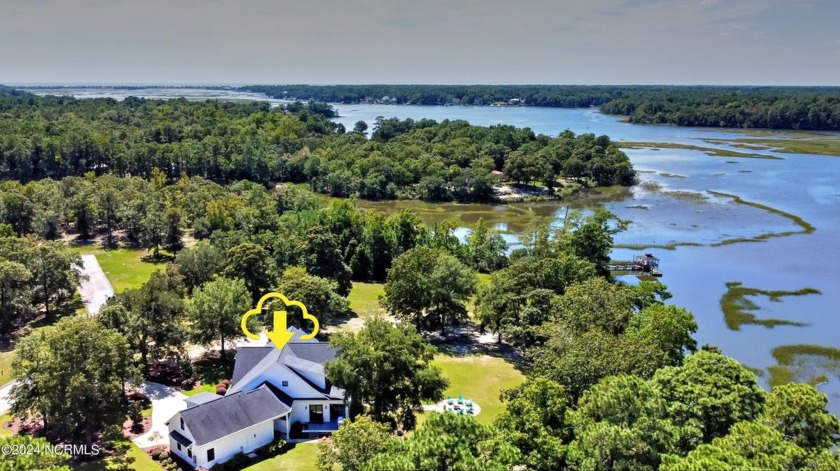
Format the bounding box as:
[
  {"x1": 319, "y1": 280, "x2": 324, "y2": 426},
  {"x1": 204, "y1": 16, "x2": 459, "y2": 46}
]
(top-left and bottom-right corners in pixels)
[{"x1": 282, "y1": 380, "x2": 289, "y2": 387}]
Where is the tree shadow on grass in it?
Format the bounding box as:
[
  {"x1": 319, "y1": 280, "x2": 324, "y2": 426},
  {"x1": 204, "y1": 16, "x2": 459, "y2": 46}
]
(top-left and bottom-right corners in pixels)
[
  {"x1": 426, "y1": 323, "x2": 528, "y2": 370},
  {"x1": 191, "y1": 352, "x2": 235, "y2": 388}
]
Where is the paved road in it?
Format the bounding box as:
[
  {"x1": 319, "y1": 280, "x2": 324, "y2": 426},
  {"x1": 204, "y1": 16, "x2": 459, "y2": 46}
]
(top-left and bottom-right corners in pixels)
[{"x1": 78, "y1": 254, "x2": 114, "y2": 315}]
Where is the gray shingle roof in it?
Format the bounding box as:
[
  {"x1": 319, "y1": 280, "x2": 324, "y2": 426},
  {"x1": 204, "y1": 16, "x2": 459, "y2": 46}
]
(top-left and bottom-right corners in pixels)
[
  {"x1": 170, "y1": 430, "x2": 192, "y2": 447},
  {"x1": 230, "y1": 346, "x2": 275, "y2": 386},
  {"x1": 225, "y1": 327, "x2": 345, "y2": 400},
  {"x1": 185, "y1": 392, "x2": 221, "y2": 408},
  {"x1": 287, "y1": 342, "x2": 337, "y2": 364},
  {"x1": 179, "y1": 384, "x2": 291, "y2": 446}
]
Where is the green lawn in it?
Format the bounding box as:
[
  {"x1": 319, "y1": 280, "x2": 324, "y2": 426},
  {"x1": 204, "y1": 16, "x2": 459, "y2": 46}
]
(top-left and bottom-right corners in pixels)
[
  {"x1": 0, "y1": 350, "x2": 14, "y2": 387},
  {"x1": 71, "y1": 441, "x2": 160, "y2": 471},
  {"x1": 348, "y1": 282, "x2": 386, "y2": 317},
  {"x1": 431, "y1": 354, "x2": 525, "y2": 424},
  {"x1": 181, "y1": 383, "x2": 216, "y2": 397},
  {"x1": 69, "y1": 246, "x2": 164, "y2": 293},
  {"x1": 0, "y1": 413, "x2": 13, "y2": 438},
  {"x1": 242, "y1": 443, "x2": 319, "y2": 471}
]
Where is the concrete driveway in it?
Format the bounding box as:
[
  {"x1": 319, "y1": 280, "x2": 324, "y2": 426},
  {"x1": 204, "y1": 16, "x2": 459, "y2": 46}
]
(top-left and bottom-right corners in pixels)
[
  {"x1": 78, "y1": 254, "x2": 114, "y2": 315},
  {"x1": 0, "y1": 380, "x2": 16, "y2": 415},
  {"x1": 132, "y1": 382, "x2": 188, "y2": 449}
]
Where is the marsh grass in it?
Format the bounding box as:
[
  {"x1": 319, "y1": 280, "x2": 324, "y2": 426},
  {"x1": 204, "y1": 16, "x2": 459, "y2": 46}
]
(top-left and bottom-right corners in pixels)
[
  {"x1": 618, "y1": 141, "x2": 781, "y2": 159},
  {"x1": 769, "y1": 344, "x2": 840, "y2": 388},
  {"x1": 719, "y1": 281, "x2": 818, "y2": 331},
  {"x1": 706, "y1": 136, "x2": 840, "y2": 157}
]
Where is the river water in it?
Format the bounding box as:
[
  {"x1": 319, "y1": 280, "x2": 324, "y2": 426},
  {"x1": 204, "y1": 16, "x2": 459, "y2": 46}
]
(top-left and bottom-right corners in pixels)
[{"x1": 25, "y1": 88, "x2": 840, "y2": 414}]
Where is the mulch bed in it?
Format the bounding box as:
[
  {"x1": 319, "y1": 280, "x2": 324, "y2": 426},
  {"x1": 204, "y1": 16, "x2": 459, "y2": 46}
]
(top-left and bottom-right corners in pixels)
[
  {"x1": 145, "y1": 362, "x2": 197, "y2": 390},
  {"x1": 122, "y1": 417, "x2": 151, "y2": 438},
  {"x1": 6, "y1": 415, "x2": 45, "y2": 436}
]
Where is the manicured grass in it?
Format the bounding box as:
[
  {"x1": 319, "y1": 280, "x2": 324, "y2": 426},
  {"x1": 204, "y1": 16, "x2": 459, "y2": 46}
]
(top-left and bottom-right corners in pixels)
[
  {"x1": 0, "y1": 350, "x2": 14, "y2": 387},
  {"x1": 69, "y1": 246, "x2": 164, "y2": 293},
  {"x1": 181, "y1": 384, "x2": 216, "y2": 397},
  {"x1": 0, "y1": 413, "x2": 13, "y2": 438},
  {"x1": 71, "y1": 441, "x2": 161, "y2": 471},
  {"x1": 242, "y1": 443, "x2": 319, "y2": 471},
  {"x1": 431, "y1": 354, "x2": 525, "y2": 424},
  {"x1": 348, "y1": 282, "x2": 386, "y2": 317}
]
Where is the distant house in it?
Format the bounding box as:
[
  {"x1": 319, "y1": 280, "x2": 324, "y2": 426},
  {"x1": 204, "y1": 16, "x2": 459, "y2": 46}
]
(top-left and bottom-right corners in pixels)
[
  {"x1": 491, "y1": 170, "x2": 508, "y2": 182},
  {"x1": 166, "y1": 329, "x2": 348, "y2": 469}
]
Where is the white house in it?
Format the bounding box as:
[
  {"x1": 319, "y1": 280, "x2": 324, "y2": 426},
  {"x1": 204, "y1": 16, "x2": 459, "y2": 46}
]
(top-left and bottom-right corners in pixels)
[{"x1": 166, "y1": 329, "x2": 348, "y2": 469}]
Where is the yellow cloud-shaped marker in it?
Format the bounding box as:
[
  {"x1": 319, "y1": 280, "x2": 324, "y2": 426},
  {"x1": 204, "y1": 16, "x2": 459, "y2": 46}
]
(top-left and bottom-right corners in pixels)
[{"x1": 241, "y1": 292, "x2": 319, "y2": 351}]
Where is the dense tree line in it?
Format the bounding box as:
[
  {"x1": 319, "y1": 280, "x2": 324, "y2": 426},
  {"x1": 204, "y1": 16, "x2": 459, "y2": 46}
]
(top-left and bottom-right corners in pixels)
[
  {"x1": 244, "y1": 84, "x2": 840, "y2": 131},
  {"x1": 600, "y1": 87, "x2": 840, "y2": 130},
  {"x1": 0, "y1": 92, "x2": 634, "y2": 201},
  {"x1": 243, "y1": 84, "x2": 625, "y2": 107}
]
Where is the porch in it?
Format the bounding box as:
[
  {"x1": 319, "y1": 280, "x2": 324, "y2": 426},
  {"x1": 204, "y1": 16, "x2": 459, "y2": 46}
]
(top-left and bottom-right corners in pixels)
[{"x1": 302, "y1": 419, "x2": 342, "y2": 433}]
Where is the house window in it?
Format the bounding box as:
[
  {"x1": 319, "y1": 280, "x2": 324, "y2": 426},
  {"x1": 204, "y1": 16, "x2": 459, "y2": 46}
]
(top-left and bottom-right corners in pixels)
[
  {"x1": 177, "y1": 443, "x2": 181, "y2": 451},
  {"x1": 187, "y1": 448, "x2": 192, "y2": 458},
  {"x1": 180, "y1": 417, "x2": 184, "y2": 430},
  {"x1": 281, "y1": 380, "x2": 289, "y2": 387},
  {"x1": 207, "y1": 448, "x2": 215, "y2": 462}
]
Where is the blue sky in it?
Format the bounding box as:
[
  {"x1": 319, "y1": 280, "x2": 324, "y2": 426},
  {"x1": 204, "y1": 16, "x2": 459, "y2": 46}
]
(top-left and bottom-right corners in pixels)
[{"x1": 1, "y1": 0, "x2": 838, "y2": 85}]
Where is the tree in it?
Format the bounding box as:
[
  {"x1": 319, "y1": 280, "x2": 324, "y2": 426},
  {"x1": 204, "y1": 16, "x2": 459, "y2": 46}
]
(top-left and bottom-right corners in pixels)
[
  {"x1": 561, "y1": 209, "x2": 627, "y2": 277},
  {"x1": 475, "y1": 253, "x2": 596, "y2": 345},
  {"x1": 552, "y1": 277, "x2": 636, "y2": 336},
  {"x1": 276, "y1": 267, "x2": 349, "y2": 325},
  {"x1": 30, "y1": 242, "x2": 82, "y2": 319},
  {"x1": 224, "y1": 243, "x2": 276, "y2": 303},
  {"x1": 174, "y1": 240, "x2": 224, "y2": 293},
  {"x1": 533, "y1": 326, "x2": 667, "y2": 401},
  {"x1": 0, "y1": 190, "x2": 35, "y2": 235},
  {"x1": 325, "y1": 319, "x2": 447, "y2": 431},
  {"x1": 626, "y1": 304, "x2": 697, "y2": 365},
  {"x1": 653, "y1": 350, "x2": 766, "y2": 452},
  {"x1": 475, "y1": 272, "x2": 521, "y2": 344},
  {"x1": 761, "y1": 383, "x2": 840, "y2": 450},
  {"x1": 353, "y1": 120, "x2": 368, "y2": 134},
  {"x1": 163, "y1": 206, "x2": 184, "y2": 254},
  {"x1": 382, "y1": 247, "x2": 476, "y2": 334},
  {"x1": 465, "y1": 217, "x2": 508, "y2": 272},
  {"x1": 660, "y1": 421, "x2": 820, "y2": 471},
  {"x1": 494, "y1": 377, "x2": 572, "y2": 471},
  {"x1": 0, "y1": 436, "x2": 71, "y2": 470},
  {"x1": 300, "y1": 226, "x2": 353, "y2": 296},
  {"x1": 139, "y1": 212, "x2": 166, "y2": 257},
  {"x1": 10, "y1": 317, "x2": 138, "y2": 445},
  {"x1": 364, "y1": 413, "x2": 520, "y2": 471},
  {"x1": 69, "y1": 190, "x2": 98, "y2": 240},
  {"x1": 568, "y1": 375, "x2": 678, "y2": 471},
  {"x1": 317, "y1": 416, "x2": 395, "y2": 471},
  {"x1": 0, "y1": 259, "x2": 32, "y2": 335},
  {"x1": 188, "y1": 276, "x2": 252, "y2": 360},
  {"x1": 112, "y1": 270, "x2": 186, "y2": 369},
  {"x1": 97, "y1": 184, "x2": 122, "y2": 247}
]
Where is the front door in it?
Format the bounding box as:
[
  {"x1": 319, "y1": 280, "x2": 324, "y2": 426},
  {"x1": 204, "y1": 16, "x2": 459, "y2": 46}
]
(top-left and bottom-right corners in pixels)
[
  {"x1": 330, "y1": 404, "x2": 345, "y2": 421},
  {"x1": 309, "y1": 404, "x2": 323, "y2": 424}
]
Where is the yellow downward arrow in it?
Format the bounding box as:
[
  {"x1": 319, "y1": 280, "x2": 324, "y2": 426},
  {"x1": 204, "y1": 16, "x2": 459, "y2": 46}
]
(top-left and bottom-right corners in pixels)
[{"x1": 266, "y1": 310, "x2": 295, "y2": 350}]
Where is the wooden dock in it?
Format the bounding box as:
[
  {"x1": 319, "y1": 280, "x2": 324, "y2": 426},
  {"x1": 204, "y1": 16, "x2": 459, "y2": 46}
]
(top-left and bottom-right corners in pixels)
[{"x1": 608, "y1": 254, "x2": 663, "y2": 277}]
